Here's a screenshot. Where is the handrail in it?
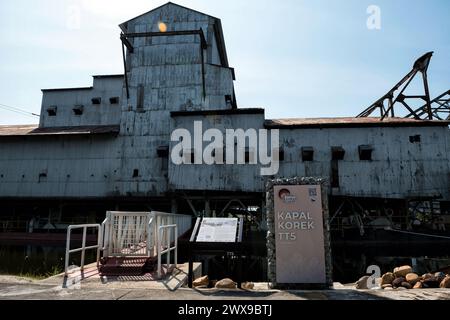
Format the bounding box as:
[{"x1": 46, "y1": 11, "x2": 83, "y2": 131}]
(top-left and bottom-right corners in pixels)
[
  {"x1": 157, "y1": 224, "x2": 178, "y2": 278},
  {"x1": 147, "y1": 215, "x2": 155, "y2": 257},
  {"x1": 65, "y1": 224, "x2": 101, "y2": 276},
  {"x1": 100, "y1": 217, "x2": 109, "y2": 257}
]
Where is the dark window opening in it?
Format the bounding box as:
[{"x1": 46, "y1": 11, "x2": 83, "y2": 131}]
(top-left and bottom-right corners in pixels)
[
  {"x1": 279, "y1": 148, "x2": 285, "y2": 162},
  {"x1": 110, "y1": 97, "x2": 119, "y2": 104},
  {"x1": 302, "y1": 147, "x2": 314, "y2": 162},
  {"x1": 409, "y1": 135, "x2": 421, "y2": 143},
  {"x1": 157, "y1": 146, "x2": 169, "y2": 158},
  {"x1": 158, "y1": 146, "x2": 170, "y2": 172},
  {"x1": 133, "y1": 169, "x2": 139, "y2": 178},
  {"x1": 73, "y1": 106, "x2": 84, "y2": 116},
  {"x1": 91, "y1": 97, "x2": 101, "y2": 105},
  {"x1": 245, "y1": 151, "x2": 250, "y2": 164},
  {"x1": 38, "y1": 172, "x2": 47, "y2": 183},
  {"x1": 359, "y1": 145, "x2": 373, "y2": 161},
  {"x1": 332, "y1": 147, "x2": 345, "y2": 161},
  {"x1": 225, "y1": 95, "x2": 233, "y2": 108},
  {"x1": 47, "y1": 107, "x2": 57, "y2": 116},
  {"x1": 0, "y1": 174, "x2": 3, "y2": 178}
]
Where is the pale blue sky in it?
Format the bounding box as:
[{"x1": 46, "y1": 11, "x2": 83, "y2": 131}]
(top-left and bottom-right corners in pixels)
[{"x1": 0, "y1": 0, "x2": 449, "y2": 125}]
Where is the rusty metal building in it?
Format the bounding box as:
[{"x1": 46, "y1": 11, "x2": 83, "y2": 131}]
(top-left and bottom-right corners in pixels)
[{"x1": 0, "y1": 3, "x2": 449, "y2": 238}]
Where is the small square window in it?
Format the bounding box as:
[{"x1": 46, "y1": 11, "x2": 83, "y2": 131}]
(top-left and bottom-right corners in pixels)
[
  {"x1": 47, "y1": 106, "x2": 57, "y2": 116},
  {"x1": 302, "y1": 147, "x2": 314, "y2": 162},
  {"x1": 73, "y1": 105, "x2": 84, "y2": 116},
  {"x1": 332, "y1": 147, "x2": 345, "y2": 161},
  {"x1": 91, "y1": 97, "x2": 101, "y2": 105},
  {"x1": 110, "y1": 97, "x2": 119, "y2": 104},
  {"x1": 409, "y1": 135, "x2": 421, "y2": 143},
  {"x1": 359, "y1": 145, "x2": 373, "y2": 161},
  {"x1": 133, "y1": 169, "x2": 139, "y2": 178},
  {"x1": 157, "y1": 146, "x2": 169, "y2": 158}
]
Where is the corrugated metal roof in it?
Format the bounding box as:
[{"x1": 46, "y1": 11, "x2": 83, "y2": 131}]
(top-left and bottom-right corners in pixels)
[
  {"x1": 265, "y1": 117, "x2": 450, "y2": 129},
  {"x1": 0, "y1": 125, "x2": 120, "y2": 137},
  {"x1": 171, "y1": 108, "x2": 264, "y2": 117},
  {"x1": 41, "y1": 87, "x2": 93, "y2": 92}
]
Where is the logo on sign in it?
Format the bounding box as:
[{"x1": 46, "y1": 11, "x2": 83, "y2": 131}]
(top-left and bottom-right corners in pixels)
[{"x1": 278, "y1": 189, "x2": 296, "y2": 203}]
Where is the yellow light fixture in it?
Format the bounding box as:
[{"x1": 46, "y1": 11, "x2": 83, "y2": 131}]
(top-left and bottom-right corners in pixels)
[{"x1": 158, "y1": 22, "x2": 167, "y2": 33}]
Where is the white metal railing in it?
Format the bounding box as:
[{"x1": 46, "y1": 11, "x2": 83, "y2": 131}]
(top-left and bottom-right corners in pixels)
[
  {"x1": 65, "y1": 224, "x2": 101, "y2": 276},
  {"x1": 100, "y1": 217, "x2": 109, "y2": 256},
  {"x1": 157, "y1": 224, "x2": 178, "y2": 278},
  {"x1": 65, "y1": 211, "x2": 192, "y2": 278}
]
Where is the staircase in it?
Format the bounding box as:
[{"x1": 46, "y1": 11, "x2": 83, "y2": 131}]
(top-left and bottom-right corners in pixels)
[
  {"x1": 99, "y1": 257, "x2": 157, "y2": 276},
  {"x1": 65, "y1": 211, "x2": 192, "y2": 279}
]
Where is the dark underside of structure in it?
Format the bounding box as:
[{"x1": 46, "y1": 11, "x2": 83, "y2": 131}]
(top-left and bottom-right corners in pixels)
[{"x1": 1, "y1": 194, "x2": 449, "y2": 283}]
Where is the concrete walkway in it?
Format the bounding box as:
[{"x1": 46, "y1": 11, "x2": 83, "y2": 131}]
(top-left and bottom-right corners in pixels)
[{"x1": 0, "y1": 263, "x2": 449, "y2": 300}]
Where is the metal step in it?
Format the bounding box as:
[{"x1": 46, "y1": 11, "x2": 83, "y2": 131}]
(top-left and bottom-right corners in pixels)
[{"x1": 99, "y1": 257, "x2": 157, "y2": 276}]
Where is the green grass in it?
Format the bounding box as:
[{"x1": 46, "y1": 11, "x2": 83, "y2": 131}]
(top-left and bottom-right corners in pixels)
[{"x1": 1, "y1": 265, "x2": 64, "y2": 280}]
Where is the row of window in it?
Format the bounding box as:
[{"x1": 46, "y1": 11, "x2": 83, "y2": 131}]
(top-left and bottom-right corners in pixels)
[
  {"x1": 46, "y1": 97, "x2": 120, "y2": 116},
  {"x1": 155, "y1": 145, "x2": 375, "y2": 163}
]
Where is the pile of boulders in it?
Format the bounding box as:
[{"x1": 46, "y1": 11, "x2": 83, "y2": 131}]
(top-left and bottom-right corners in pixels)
[
  {"x1": 192, "y1": 275, "x2": 254, "y2": 290},
  {"x1": 356, "y1": 265, "x2": 450, "y2": 290}
]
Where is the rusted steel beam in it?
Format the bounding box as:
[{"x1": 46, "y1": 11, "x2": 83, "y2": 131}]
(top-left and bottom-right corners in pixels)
[
  {"x1": 120, "y1": 33, "x2": 134, "y2": 53},
  {"x1": 357, "y1": 52, "x2": 435, "y2": 121},
  {"x1": 406, "y1": 89, "x2": 450, "y2": 120},
  {"x1": 121, "y1": 42, "x2": 130, "y2": 99}
]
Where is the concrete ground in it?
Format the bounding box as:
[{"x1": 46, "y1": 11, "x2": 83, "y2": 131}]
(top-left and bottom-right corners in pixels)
[{"x1": 0, "y1": 264, "x2": 449, "y2": 300}]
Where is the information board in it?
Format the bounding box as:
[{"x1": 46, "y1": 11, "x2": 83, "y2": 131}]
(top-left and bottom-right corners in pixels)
[{"x1": 196, "y1": 218, "x2": 238, "y2": 243}]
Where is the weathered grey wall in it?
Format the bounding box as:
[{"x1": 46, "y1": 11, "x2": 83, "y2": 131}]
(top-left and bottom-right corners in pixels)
[
  {"x1": 278, "y1": 126, "x2": 450, "y2": 199},
  {"x1": 0, "y1": 136, "x2": 121, "y2": 198},
  {"x1": 117, "y1": 3, "x2": 236, "y2": 196},
  {"x1": 169, "y1": 112, "x2": 266, "y2": 192},
  {"x1": 40, "y1": 76, "x2": 123, "y2": 128},
  {"x1": 169, "y1": 118, "x2": 450, "y2": 200}
]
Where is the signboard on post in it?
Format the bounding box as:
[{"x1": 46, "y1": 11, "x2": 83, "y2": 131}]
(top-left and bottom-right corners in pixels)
[{"x1": 266, "y1": 178, "x2": 332, "y2": 289}]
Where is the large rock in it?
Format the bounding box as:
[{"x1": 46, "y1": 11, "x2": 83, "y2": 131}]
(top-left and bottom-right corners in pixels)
[
  {"x1": 401, "y1": 282, "x2": 412, "y2": 289},
  {"x1": 242, "y1": 282, "x2": 255, "y2": 290},
  {"x1": 193, "y1": 275, "x2": 209, "y2": 288},
  {"x1": 422, "y1": 273, "x2": 433, "y2": 280},
  {"x1": 440, "y1": 276, "x2": 450, "y2": 289},
  {"x1": 215, "y1": 278, "x2": 237, "y2": 289},
  {"x1": 422, "y1": 276, "x2": 440, "y2": 288},
  {"x1": 394, "y1": 266, "x2": 413, "y2": 278},
  {"x1": 392, "y1": 277, "x2": 406, "y2": 288},
  {"x1": 413, "y1": 282, "x2": 423, "y2": 289},
  {"x1": 356, "y1": 276, "x2": 370, "y2": 289},
  {"x1": 406, "y1": 273, "x2": 420, "y2": 285},
  {"x1": 381, "y1": 273, "x2": 395, "y2": 286},
  {"x1": 435, "y1": 272, "x2": 446, "y2": 283}
]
